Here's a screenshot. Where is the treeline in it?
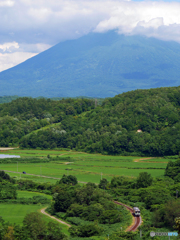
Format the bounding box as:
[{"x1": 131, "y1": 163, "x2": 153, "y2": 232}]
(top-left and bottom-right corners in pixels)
[
  {"x1": 0, "y1": 156, "x2": 72, "y2": 164},
  {"x1": 0, "y1": 95, "x2": 19, "y2": 104},
  {"x1": 1, "y1": 86, "x2": 180, "y2": 155}
]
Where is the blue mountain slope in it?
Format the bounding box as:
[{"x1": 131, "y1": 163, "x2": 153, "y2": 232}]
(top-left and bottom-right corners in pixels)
[{"x1": 1, "y1": 31, "x2": 180, "y2": 97}]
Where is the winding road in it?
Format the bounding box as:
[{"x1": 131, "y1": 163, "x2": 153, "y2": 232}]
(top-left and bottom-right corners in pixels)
[
  {"x1": 41, "y1": 207, "x2": 71, "y2": 227},
  {"x1": 40, "y1": 202, "x2": 141, "y2": 232},
  {"x1": 1, "y1": 168, "x2": 142, "y2": 231}
]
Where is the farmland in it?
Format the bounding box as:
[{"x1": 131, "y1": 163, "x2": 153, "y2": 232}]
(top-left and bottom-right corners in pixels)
[
  {"x1": 0, "y1": 191, "x2": 70, "y2": 236},
  {"x1": 0, "y1": 204, "x2": 44, "y2": 225},
  {"x1": 0, "y1": 149, "x2": 171, "y2": 184},
  {"x1": 0, "y1": 191, "x2": 52, "y2": 225},
  {"x1": 0, "y1": 149, "x2": 179, "y2": 239}
]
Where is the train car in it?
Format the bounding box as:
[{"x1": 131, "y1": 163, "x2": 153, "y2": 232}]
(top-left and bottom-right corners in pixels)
[{"x1": 133, "y1": 207, "x2": 140, "y2": 217}]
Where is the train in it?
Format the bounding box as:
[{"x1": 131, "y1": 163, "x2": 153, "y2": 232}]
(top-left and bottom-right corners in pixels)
[{"x1": 133, "y1": 207, "x2": 140, "y2": 217}]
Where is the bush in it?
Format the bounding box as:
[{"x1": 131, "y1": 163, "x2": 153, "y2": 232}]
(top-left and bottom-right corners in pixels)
[
  {"x1": 69, "y1": 223, "x2": 103, "y2": 237},
  {"x1": 59, "y1": 174, "x2": 78, "y2": 185}
]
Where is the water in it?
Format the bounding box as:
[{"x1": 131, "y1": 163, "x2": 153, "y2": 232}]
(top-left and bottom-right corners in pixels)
[{"x1": 0, "y1": 154, "x2": 20, "y2": 159}]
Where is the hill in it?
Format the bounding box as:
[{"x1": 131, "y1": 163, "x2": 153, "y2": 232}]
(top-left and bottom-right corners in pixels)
[
  {"x1": 0, "y1": 86, "x2": 180, "y2": 156},
  {"x1": 0, "y1": 96, "x2": 19, "y2": 104},
  {"x1": 1, "y1": 31, "x2": 180, "y2": 97}
]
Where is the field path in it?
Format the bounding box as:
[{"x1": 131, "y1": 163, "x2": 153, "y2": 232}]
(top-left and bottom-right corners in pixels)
[
  {"x1": 2, "y1": 170, "x2": 142, "y2": 232},
  {"x1": 134, "y1": 157, "x2": 154, "y2": 162},
  {"x1": 0, "y1": 169, "x2": 89, "y2": 184},
  {"x1": 41, "y1": 207, "x2": 71, "y2": 227},
  {"x1": 114, "y1": 201, "x2": 142, "y2": 231},
  {"x1": 41, "y1": 203, "x2": 141, "y2": 232},
  {"x1": 0, "y1": 148, "x2": 16, "y2": 151}
]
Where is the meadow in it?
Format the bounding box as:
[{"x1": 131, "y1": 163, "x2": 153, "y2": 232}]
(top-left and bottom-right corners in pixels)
[
  {"x1": 0, "y1": 149, "x2": 171, "y2": 183},
  {"x1": 0, "y1": 204, "x2": 44, "y2": 225},
  {"x1": 0, "y1": 149, "x2": 177, "y2": 239},
  {"x1": 17, "y1": 190, "x2": 52, "y2": 199},
  {"x1": 0, "y1": 191, "x2": 70, "y2": 235}
]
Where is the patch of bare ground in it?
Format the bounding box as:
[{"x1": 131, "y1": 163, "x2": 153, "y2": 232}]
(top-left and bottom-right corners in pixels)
[
  {"x1": 0, "y1": 148, "x2": 16, "y2": 151},
  {"x1": 134, "y1": 157, "x2": 154, "y2": 162}
]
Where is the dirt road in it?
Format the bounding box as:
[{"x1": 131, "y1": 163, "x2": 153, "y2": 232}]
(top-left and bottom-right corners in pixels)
[
  {"x1": 41, "y1": 207, "x2": 71, "y2": 227},
  {"x1": 40, "y1": 203, "x2": 141, "y2": 232},
  {"x1": 0, "y1": 148, "x2": 16, "y2": 151},
  {"x1": 0, "y1": 169, "x2": 89, "y2": 185}
]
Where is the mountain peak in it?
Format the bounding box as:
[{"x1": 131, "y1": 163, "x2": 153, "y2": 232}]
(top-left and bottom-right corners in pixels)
[{"x1": 0, "y1": 31, "x2": 180, "y2": 98}]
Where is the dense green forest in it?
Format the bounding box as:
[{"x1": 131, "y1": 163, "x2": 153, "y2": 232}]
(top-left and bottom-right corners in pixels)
[{"x1": 1, "y1": 86, "x2": 180, "y2": 156}]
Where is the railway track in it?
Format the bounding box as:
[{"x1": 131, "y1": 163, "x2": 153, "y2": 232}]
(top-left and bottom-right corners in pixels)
[
  {"x1": 2, "y1": 169, "x2": 142, "y2": 231},
  {"x1": 114, "y1": 201, "x2": 142, "y2": 231}
]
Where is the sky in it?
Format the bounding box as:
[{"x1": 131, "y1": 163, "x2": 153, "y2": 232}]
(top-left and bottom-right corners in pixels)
[{"x1": 1, "y1": 0, "x2": 180, "y2": 72}]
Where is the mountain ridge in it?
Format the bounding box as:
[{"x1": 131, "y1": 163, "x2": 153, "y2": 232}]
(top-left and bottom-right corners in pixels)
[{"x1": 1, "y1": 31, "x2": 180, "y2": 97}]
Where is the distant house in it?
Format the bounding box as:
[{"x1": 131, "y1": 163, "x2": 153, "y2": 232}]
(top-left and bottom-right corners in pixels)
[{"x1": 137, "y1": 129, "x2": 142, "y2": 133}]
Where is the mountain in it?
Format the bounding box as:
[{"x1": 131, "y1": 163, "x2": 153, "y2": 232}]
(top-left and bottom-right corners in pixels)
[{"x1": 1, "y1": 31, "x2": 180, "y2": 98}]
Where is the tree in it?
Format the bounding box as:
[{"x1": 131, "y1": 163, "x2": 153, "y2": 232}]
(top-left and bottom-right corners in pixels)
[
  {"x1": 99, "y1": 178, "x2": 108, "y2": 190},
  {"x1": 154, "y1": 199, "x2": 180, "y2": 228},
  {"x1": 46, "y1": 222, "x2": 68, "y2": 240},
  {"x1": 23, "y1": 212, "x2": 46, "y2": 240},
  {"x1": 54, "y1": 191, "x2": 72, "y2": 212},
  {"x1": 69, "y1": 223, "x2": 102, "y2": 237},
  {"x1": 59, "y1": 174, "x2": 78, "y2": 186},
  {"x1": 3, "y1": 226, "x2": 14, "y2": 240},
  {"x1": 174, "y1": 217, "x2": 180, "y2": 234},
  {"x1": 136, "y1": 172, "x2": 153, "y2": 188},
  {"x1": 165, "y1": 160, "x2": 180, "y2": 180}
]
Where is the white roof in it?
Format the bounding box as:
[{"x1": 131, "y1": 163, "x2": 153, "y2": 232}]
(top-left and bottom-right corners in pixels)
[{"x1": 133, "y1": 207, "x2": 140, "y2": 211}]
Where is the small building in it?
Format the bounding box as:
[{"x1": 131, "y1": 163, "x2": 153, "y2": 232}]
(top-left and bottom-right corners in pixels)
[{"x1": 137, "y1": 129, "x2": 142, "y2": 133}]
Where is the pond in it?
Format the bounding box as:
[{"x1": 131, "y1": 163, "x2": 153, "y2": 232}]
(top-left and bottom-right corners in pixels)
[{"x1": 0, "y1": 154, "x2": 20, "y2": 158}]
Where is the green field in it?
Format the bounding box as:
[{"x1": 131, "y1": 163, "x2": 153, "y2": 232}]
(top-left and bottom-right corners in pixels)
[
  {"x1": 17, "y1": 190, "x2": 52, "y2": 199},
  {"x1": 0, "y1": 204, "x2": 45, "y2": 225},
  {"x1": 0, "y1": 149, "x2": 171, "y2": 183},
  {"x1": 0, "y1": 190, "x2": 70, "y2": 235},
  {"x1": 0, "y1": 149, "x2": 174, "y2": 238}
]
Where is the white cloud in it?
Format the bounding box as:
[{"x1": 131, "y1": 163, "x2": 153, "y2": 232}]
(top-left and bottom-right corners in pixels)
[
  {"x1": 0, "y1": 42, "x2": 51, "y2": 72},
  {"x1": 0, "y1": 52, "x2": 37, "y2": 72},
  {"x1": 0, "y1": 0, "x2": 14, "y2": 7},
  {"x1": 94, "y1": 1, "x2": 180, "y2": 40},
  {"x1": 0, "y1": 0, "x2": 179, "y2": 44},
  {"x1": 1, "y1": 0, "x2": 180, "y2": 72},
  {"x1": 0, "y1": 41, "x2": 19, "y2": 52}
]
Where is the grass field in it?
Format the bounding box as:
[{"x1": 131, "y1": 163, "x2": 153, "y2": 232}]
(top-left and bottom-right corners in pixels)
[
  {"x1": 0, "y1": 204, "x2": 45, "y2": 225},
  {"x1": 0, "y1": 191, "x2": 70, "y2": 236},
  {"x1": 0, "y1": 204, "x2": 70, "y2": 235},
  {"x1": 17, "y1": 190, "x2": 52, "y2": 199},
  {"x1": 0, "y1": 149, "x2": 173, "y2": 183},
  {"x1": 0, "y1": 149, "x2": 173, "y2": 238}
]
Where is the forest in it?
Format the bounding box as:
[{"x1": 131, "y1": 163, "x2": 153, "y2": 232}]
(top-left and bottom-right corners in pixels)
[{"x1": 1, "y1": 86, "x2": 180, "y2": 156}]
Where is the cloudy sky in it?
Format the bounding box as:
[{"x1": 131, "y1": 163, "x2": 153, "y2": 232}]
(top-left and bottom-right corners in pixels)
[{"x1": 1, "y1": 0, "x2": 180, "y2": 72}]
